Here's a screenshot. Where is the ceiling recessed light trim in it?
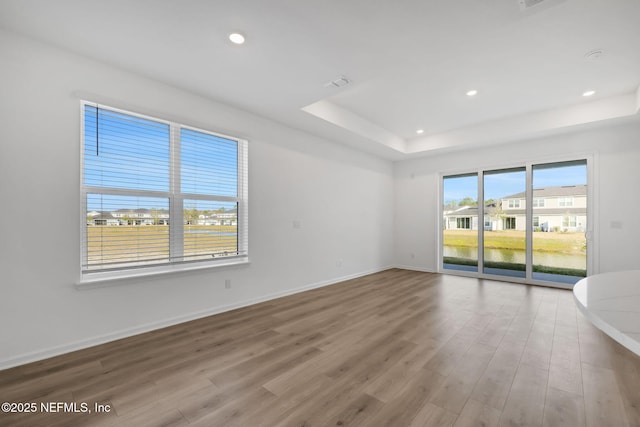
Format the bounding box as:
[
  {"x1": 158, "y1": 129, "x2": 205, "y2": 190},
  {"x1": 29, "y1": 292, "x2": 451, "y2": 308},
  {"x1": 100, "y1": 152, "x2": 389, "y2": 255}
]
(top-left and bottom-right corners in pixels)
[
  {"x1": 416, "y1": 129, "x2": 424, "y2": 134},
  {"x1": 582, "y1": 90, "x2": 596, "y2": 97},
  {"x1": 466, "y1": 89, "x2": 478, "y2": 97},
  {"x1": 228, "y1": 32, "x2": 246, "y2": 45}
]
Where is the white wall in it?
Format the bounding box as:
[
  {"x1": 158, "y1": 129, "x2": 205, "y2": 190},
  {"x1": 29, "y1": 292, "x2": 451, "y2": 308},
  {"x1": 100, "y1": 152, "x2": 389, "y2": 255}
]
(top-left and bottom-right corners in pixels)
[
  {"x1": 0, "y1": 31, "x2": 394, "y2": 368},
  {"x1": 394, "y1": 119, "x2": 640, "y2": 275},
  {"x1": 3, "y1": 28, "x2": 639, "y2": 370}
]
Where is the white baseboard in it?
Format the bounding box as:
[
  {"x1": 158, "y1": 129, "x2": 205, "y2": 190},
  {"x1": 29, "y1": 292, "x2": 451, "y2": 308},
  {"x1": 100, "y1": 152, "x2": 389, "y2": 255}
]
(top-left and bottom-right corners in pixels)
[
  {"x1": 0, "y1": 266, "x2": 394, "y2": 370},
  {"x1": 393, "y1": 264, "x2": 437, "y2": 273}
]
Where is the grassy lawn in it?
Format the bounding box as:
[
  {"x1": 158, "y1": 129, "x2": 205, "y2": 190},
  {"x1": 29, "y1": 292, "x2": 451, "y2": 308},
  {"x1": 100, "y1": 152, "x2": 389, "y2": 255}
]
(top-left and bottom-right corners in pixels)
[
  {"x1": 443, "y1": 230, "x2": 586, "y2": 255},
  {"x1": 87, "y1": 225, "x2": 237, "y2": 266}
]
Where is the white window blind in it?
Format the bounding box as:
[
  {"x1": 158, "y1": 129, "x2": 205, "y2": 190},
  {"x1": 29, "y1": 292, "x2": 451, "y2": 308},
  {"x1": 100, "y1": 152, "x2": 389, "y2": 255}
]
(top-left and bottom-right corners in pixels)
[{"x1": 81, "y1": 102, "x2": 248, "y2": 275}]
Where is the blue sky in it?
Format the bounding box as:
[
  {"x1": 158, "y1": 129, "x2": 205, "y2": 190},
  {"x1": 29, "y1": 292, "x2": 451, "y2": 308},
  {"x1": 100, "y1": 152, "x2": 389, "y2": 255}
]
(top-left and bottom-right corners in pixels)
[
  {"x1": 444, "y1": 164, "x2": 587, "y2": 204},
  {"x1": 84, "y1": 106, "x2": 238, "y2": 212}
]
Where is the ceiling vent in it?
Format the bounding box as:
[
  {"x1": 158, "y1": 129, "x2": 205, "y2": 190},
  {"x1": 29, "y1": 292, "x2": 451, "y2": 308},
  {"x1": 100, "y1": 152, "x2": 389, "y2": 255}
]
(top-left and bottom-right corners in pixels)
[
  {"x1": 518, "y1": 0, "x2": 567, "y2": 12},
  {"x1": 324, "y1": 76, "x2": 351, "y2": 88},
  {"x1": 519, "y1": 0, "x2": 548, "y2": 9}
]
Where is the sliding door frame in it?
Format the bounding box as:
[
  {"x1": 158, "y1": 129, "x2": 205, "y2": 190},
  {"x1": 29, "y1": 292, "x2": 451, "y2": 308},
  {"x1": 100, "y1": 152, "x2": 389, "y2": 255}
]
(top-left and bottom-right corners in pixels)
[{"x1": 438, "y1": 152, "x2": 596, "y2": 289}]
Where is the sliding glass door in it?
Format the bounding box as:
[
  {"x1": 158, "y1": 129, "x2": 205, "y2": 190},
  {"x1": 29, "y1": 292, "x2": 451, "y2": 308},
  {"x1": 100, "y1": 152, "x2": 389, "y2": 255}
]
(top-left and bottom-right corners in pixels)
[
  {"x1": 442, "y1": 174, "x2": 478, "y2": 272},
  {"x1": 483, "y1": 168, "x2": 526, "y2": 278},
  {"x1": 442, "y1": 159, "x2": 589, "y2": 286},
  {"x1": 532, "y1": 160, "x2": 587, "y2": 283}
]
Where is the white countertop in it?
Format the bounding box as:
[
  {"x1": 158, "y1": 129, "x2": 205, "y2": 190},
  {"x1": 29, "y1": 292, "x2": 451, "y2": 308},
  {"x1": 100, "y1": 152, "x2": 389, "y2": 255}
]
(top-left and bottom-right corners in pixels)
[{"x1": 573, "y1": 270, "x2": 640, "y2": 356}]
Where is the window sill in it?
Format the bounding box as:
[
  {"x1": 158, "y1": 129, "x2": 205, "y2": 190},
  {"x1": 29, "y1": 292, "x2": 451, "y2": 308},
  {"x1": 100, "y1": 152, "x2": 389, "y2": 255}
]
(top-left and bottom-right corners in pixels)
[{"x1": 76, "y1": 257, "x2": 250, "y2": 289}]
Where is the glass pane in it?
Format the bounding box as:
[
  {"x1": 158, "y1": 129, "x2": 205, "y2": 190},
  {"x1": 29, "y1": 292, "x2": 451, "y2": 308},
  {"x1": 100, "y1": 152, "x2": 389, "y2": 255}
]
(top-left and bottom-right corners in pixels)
[
  {"x1": 443, "y1": 174, "x2": 478, "y2": 272},
  {"x1": 183, "y1": 200, "x2": 238, "y2": 261},
  {"x1": 84, "y1": 106, "x2": 170, "y2": 191},
  {"x1": 532, "y1": 160, "x2": 587, "y2": 284},
  {"x1": 483, "y1": 168, "x2": 526, "y2": 278},
  {"x1": 181, "y1": 129, "x2": 238, "y2": 197},
  {"x1": 85, "y1": 194, "x2": 170, "y2": 270}
]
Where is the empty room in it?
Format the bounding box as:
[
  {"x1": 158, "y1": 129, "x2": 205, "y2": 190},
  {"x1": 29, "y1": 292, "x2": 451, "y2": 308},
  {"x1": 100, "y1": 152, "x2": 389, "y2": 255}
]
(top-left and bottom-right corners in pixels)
[{"x1": 1, "y1": 0, "x2": 639, "y2": 426}]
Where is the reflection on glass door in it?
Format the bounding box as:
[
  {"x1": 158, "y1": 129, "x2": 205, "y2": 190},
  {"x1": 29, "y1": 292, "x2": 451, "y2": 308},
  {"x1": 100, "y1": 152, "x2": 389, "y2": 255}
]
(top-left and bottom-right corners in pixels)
[
  {"x1": 532, "y1": 160, "x2": 587, "y2": 284},
  {"x1": 442, "y1": 174, "x2": 478, "y2": 272},
  {"x1": 442, "y1": 159, "x2": 588, "y2": 286},
  {"x1": 483, "y1": 168, "x2": 526, "y2": 278}
]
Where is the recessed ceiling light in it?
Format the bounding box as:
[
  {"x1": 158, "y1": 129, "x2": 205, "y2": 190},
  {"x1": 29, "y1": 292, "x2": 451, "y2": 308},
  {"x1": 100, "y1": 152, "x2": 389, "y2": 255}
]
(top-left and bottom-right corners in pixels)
[
  {"x1": 228, "y1": 32, "x2": 246, "y2": 45},
  {"x1": 582, "y1": 90, "x2": 596, "y2": 97},
  {"x1": 416, "y1": 129, "x2": 424, "y2": 134},
  {"x1": 466, "y1": 89, "x2": 478, "y2": 97}
]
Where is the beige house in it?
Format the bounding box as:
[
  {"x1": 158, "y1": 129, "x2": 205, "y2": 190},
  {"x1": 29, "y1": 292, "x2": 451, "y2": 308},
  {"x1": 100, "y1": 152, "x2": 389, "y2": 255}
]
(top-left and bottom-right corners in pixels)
[
  {"x1": 501, "y1": 185, "x2": 587, "y2": 232},
  {"x1": 444, "y1": 185, "x2": 587, "y2": 232},
  {"x1": 110, "y1": 208, "x2": 170, "y2": 225},
  {"x1": 196, "y1": 208, "x2": 238, "y2": 226}
]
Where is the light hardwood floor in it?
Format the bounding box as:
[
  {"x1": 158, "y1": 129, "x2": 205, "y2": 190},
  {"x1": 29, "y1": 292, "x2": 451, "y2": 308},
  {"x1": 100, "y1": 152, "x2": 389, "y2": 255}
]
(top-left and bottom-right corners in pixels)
[{"x1": 1, "y1": 269, "x2": 639, "y2": 427}]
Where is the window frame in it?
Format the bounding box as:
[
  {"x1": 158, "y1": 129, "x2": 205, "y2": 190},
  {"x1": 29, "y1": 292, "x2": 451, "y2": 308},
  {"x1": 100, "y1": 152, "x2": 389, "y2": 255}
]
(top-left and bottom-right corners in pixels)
[
  {"x1": 504, "y1": 217, "x2": 516, "y2": 230},
  {"x1": 558, "y1": 197, "x2": 574, "y2": 207},
  {"x1": 79, "y1": 101, "x2": 249, "y2": 284},
  {"x1": 532, "y1": 216, "x2": 540, "y2": 227},
  {"x1": 439, "y1": 155, "x2": 594, "y2": 290},
  {"x1": 456, "y1": 217, "x2": 471, "y2": 229},
  {"x1": 532, "y1": 198, "x2": 545, "y2": 208},
  {"x1": 562, "y1": 216, "x2": 577, "y2": 228}
]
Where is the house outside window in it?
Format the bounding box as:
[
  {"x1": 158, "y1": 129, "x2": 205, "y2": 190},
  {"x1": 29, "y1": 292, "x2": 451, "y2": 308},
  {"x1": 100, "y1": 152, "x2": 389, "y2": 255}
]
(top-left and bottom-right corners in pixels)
[
  {"x1": 533, "y1": 216, "x2": 540, "y2": 227},
  {"x1": 81, "y1": 102, "x2": 248, "y2": 279},
  {"x1": 532, "y1": 198, "x2": 545, "y2": 208},
  {"x1": 558, "y1": 197, "x2": 574, "y2": 207},
  {"x1": 507, "y1": 199, "x2": 521, "y2": 208},
  {"x1": 505, "y1": 217, "x2": 516, "y2": 230},
  {"x1": 456, "y1": 217, "x2": 471, "y2": 229},
  {"x1": 563, "y1": 216, "x2": 577, "y2": 228}
]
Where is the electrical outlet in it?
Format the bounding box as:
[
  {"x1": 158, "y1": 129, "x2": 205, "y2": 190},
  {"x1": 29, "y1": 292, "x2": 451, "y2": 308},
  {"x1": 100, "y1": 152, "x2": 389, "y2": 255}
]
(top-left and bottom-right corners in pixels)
[{"x1": 225, "y1": 279, "x2": 231, "y2": 289}]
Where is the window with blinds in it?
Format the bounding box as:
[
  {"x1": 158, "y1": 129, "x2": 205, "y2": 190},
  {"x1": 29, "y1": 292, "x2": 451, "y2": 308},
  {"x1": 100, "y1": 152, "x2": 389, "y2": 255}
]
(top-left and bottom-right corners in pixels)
[{"x1": 81, "y1": 102, "x2": 248, "y2": 276}]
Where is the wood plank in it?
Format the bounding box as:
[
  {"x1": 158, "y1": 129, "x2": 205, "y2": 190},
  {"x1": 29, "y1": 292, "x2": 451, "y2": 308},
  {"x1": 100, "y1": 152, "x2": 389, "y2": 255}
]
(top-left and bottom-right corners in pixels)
[
  {"x1": 453, "y1": 399, "x2": 501, "y2": 427},
  {"x1": 409, "y1": 403, "x2": 457, "y2": 427},
  {"x1": 548, "y1": 322, "x2": 583, "y2": 396},
  {"x1": 610, "y1": 342, "x2": 640, "y2": 427},
  {"x1": 0, "y1": 270, "x2": 638, "y2": 427},
  {"x1": 364, "y1": 341, "x2": 441, "y2": 403},
  {"x1": 582, "y1": 362, "x2": 631, "y2": 427},
  {"x1": 366, "y1": 368, "x2": 447, "y2": 427},
  {"x1": 497, "y1": 363, "x2": 549, "y2": 427},
  {"x1": 318, "y1": 392, "x2": 385, "y2": 427},
  {"x1": 469, "y1": 337, "x2": 527, "y2": 411},
  {"x1": 429, "y1": 342, "x2": 496, "y2": 414},
  {"x1": 542, "y1": 387, "x2": 586, "y2": 427}
]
